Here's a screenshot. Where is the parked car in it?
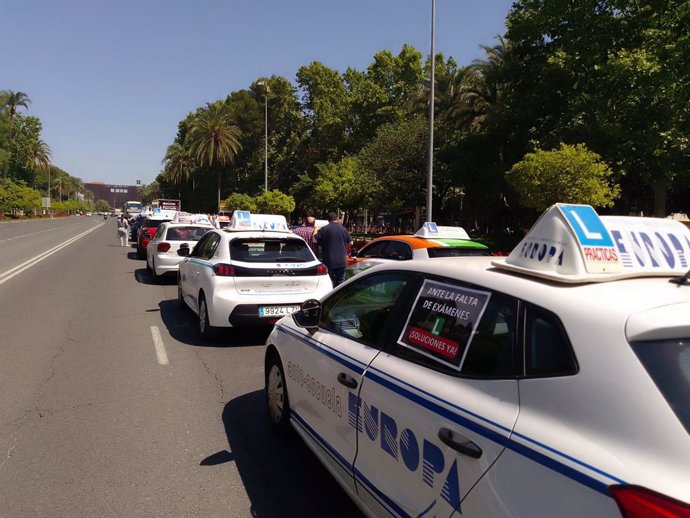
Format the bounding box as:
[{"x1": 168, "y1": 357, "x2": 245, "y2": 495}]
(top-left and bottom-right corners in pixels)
[
  {"x1": 145, "y1": 221, "x2": 214, "y2": 281},
  {"x1": 345, "y1": 223, "x2": 489, "y2": 279},
  {"x1": 264, "y1": 203, "x2": 690, "y2": 518},
  {"x1": 136, "y1": 215, "x2": 174, "y2": 259},
  {"x1": 177, "y1": 212, "x2": 333, "y2": 339}
]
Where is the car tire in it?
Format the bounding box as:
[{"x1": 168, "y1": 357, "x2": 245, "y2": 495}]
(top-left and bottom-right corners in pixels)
[
  {"x1": 151, "y1": 258, "x2": 161, "y2": 283},
  {"x1": 265, "y1": 352, "x2": 290, "y2": 431},
  {"x1": 137, "y1": 244, "x2": 145, "y2": 260},
  {"x1": 198, "y1": 294, "x2": 218, "y2": 340}
]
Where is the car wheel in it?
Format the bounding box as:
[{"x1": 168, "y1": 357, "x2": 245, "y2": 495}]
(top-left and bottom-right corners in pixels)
[
  {"x1": 151, "y1": 258, "x2": 161, "y2": 283},
  {"x1": 265, "y1": 352, "x2": 290, "y2": 431},
  {"x1": 198, "y1": 294, "x2": 218, "y2": 340},
  {"x1": 137, "y1": 244, "x2": 145, "y2": 260},
  {"x1": 177, "y1": 278, "x2": 185, "y2": 307}
]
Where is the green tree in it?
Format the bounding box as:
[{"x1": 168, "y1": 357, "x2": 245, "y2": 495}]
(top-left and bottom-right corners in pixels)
[
  {"x1": 223, "y1": 192, "x2": 257, "y2": 213},
  {"x1": 0, "y1": 179, "x2": 41, "y2": 215},
  {"x1": 24, "y1": 138, "x2": 51, "y2": 189},
  {"x1": 507, "y1": 143, "x2": 620, "y2": 212},
  {"x1": 188, "y1": 103, "x2": 242, "y2": 212},
  {"x1": 94, "y1": 199, "x2": 111, "y2": 213},
  {"x1": 162, "y1": 142, "x2": 195, "y2": 198},
  {"x1": 255, "y1": 189, "x2": 295, "y2": 216},
  {"x1": 310, "y1": 157, "x2": 374, "y2": 219},
  {"x1": 1, "y1": 91, "x2": 31, "y2": 179}
]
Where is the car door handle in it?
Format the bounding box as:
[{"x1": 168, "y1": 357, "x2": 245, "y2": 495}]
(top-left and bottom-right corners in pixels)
[
  {"x1": 337, "y1": 372, "x2": 358, "y2": 389},
  {"x1": 438, "y1": 428, "x2": 483, "y2": 459}
]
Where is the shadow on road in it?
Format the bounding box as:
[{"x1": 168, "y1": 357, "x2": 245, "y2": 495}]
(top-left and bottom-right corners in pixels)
[
  {"x1": 203, "y1": 390, "x2": 363, "y2": 518},
  {"x1": 158, "y1": 299, "x2": 272, "y2": 348}
]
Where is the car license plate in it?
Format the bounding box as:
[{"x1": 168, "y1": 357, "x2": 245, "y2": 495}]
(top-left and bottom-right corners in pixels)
[{"x1": 259, "y1": 305, "x2": 301, "y2": 317}]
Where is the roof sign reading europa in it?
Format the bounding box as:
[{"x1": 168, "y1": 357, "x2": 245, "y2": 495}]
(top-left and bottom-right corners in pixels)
[
  {"x1": 415, "y1": 222, "x2": 471, "y2": 240},
  {"x1": 493, "y1": 203, "x2": 690, "y2": 283},
  {"x1": 227, "y1": 210, "x2": 289, "y2": 231}
]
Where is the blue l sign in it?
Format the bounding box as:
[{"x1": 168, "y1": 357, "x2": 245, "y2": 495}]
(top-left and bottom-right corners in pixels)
[{"x1": 559, "y1": 204, "x2": 613, "y2": 247}]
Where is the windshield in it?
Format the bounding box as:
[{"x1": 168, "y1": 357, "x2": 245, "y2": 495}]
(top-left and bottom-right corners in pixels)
[
  {"x1": 229, "y1": 238, "x2": 314, "y2": 263},
  {"x1": 144, "y1": 219, "x2": 170, "y2": 229},
  {"x1": 630, "y1": 339, "x2": 690, "y2": 434}
]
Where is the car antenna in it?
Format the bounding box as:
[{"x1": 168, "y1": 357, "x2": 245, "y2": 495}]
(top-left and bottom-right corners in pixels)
[{"x1": 670, "y1": 269, "x2": 690, "y2": 286}]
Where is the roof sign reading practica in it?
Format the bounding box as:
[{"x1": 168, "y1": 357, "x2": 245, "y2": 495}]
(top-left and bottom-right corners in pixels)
[{"x1": 493, "y1": 203, "x2": 690, "y2": 283}]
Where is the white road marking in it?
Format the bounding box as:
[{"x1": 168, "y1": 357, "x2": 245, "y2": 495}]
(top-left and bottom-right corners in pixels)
[
  {"x1": 0, "y1": 227, "x2": 57, "y2": 244},
  {"x1": 150, "y1": 326, "x2": 169, "y2": 365},
  {"x1": 0, "y1": 223, "x2": 104, "y2": 286}
]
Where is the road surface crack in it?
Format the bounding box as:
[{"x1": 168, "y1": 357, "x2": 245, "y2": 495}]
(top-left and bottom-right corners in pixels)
[
  {"x1": 196, "y1": 351, "x2": 226, "y2": 404},
  {"x1": 35, "y1": 321, "x2": 77, "y2": 418}
]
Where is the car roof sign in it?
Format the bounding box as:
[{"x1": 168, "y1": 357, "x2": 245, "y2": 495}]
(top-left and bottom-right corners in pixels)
[
  {"x1": 493, "y1": 203, "x2": 690, "y2": 283},
  {"x1": 414, "y1": 222, "x2": 471, "y2": 240},
  {"x1": 227, "y1": 210, "x2": 289, "y2": 231}
]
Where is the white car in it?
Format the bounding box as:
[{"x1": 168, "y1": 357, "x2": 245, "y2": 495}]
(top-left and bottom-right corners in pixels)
[
  {"x1": 177, "y1": 212, "x2": 333, "y2": 339},
  {"x1": 264, "y1": 203, "x2": 690, "y2": 518},
  {"x1": 146, "y1": 221, "x2": 214, "y2": 281}
]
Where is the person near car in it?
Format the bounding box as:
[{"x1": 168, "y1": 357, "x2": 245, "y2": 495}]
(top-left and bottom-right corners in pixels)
[
  {"x1": 117, "y1": 215, "x2": 129, "y2": 247},
  {"x1": 292, "y1": 215, "x2": 319, "y2": 258},
  {"x1": 315, "y1": 212, "x2": 352, "y2": 287}
]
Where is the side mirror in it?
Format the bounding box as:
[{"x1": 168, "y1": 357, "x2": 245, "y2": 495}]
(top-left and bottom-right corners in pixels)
[
  {"x1": 177, "y1": 244, "x2": 190, "y2": 257},
  {"x1": 292, "y1": 298, "x2": 321, "y2": 331},
  {"x1": 349, "y1": 249, "x2": 359, "y2": 258}
]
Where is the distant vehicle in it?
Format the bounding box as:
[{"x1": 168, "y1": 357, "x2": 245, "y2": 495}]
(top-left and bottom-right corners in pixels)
[
  {"x1": 137, "y1": 215, "x2": 175, "y2": 259},
  {"x1": 150, "y1": 199, "x2": 181, "y2": 212},
  {"x1": 123, "y1": 201, "x2": 144, "y2": 216},
  {"x1": 146, "y1": 221, "x2": 214, "y2": 281}
]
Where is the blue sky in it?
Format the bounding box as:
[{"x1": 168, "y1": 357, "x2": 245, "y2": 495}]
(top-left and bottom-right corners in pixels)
[{"x1": 3, "y1": 0, "x2": 514, "y2": 186}]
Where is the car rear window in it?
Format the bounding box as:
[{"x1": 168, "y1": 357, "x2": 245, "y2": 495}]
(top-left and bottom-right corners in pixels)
[
  {"x1": 145, "y1": 219, "x2": 170, "y2": 229},
  {"x1": 166, "y1": 226, "x2": 210, "y2": 241},
  {"x1": 427, "y1": 248, "x2": 490, "y2": 258},
  {"x1": 630, "y1": 339, "x2": 690, "y2": 434},
  {"x1": 229, "y1": 238, "x2": 314, "y2": 263}
]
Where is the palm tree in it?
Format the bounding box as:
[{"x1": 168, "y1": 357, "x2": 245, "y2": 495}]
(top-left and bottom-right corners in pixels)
[
  {"x1": 52, "y1": 173, "x2": 68, "y2": 201},
  {"x1": 25, "y1": 139, "x2": 52, "y2": 190},
  {"x1": 162, "y1": 142, "x2": 195, "y2": 198},
  {"x1": 2, "y1": 90, "x2": 31, "y2": 179},
  {"x1": 188, "y1": 103, "x2": 242, "y2": 212}
]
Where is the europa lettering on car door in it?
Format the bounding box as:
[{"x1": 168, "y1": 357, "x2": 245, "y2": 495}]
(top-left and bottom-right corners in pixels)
[{"x1": 353, "y1": 278, "x2": 520, "y2": 517}]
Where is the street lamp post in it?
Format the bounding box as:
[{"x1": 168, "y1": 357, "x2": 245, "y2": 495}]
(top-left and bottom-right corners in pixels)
[
  {"x1": 257, "y1": 81, "x2": 269, "y2": 191},
  {"x1": 426, "y1": 0, "x2": 436, "y2": 223}
]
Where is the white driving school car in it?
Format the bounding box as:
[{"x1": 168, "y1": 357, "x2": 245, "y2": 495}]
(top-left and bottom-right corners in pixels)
[
  {"x1": 264, "y1": 203, "x2": 690, "y2": 518},
  {"x1": 177, "y1": 211, "x2": 333, "y2": 339},
  {"x1": 145, "y1": 214, "x2": 214, "y2": 281}
]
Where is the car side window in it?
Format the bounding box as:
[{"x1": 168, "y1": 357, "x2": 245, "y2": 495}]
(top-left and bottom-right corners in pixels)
[
  {"x1": 385, "y1": 241, "x2": 412, "y2": 260},
  {"x1": 191, "y1": 234, "x2": 211, "y2": 258},
  {"x1": 385, "y1": 277, "x2": 518, "y2": 377},
  {"x1": 359, "y1": 241, "x2": 388, "y2": 258},
  {"x1": 460, "y1": 293, "x2": 519, "y2": 378},
  {"x1": 200, "y1": 233, "x2": 221, "y2": 259},
  {"x1": 320, "y1": 272, "x2": 414, "y2": 347},
  {"x1": 154, "y1": 226, "x2": 165, "y2": 240},
  {"x1": 524, "y1": 305, "x2": 578, "y2": 377}
]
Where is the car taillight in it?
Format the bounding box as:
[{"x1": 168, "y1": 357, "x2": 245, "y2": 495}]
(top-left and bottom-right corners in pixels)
[
  {"x1": 213, "y1": 263, "x2": 235, "y2": 276},
  {"x1": 610, "y1": 485, "x2": 690, "y2": 518},
  {"x1": 316, "y1": 264, "x2": 328, "y2": 275},
  {"x1": 157, "y1": 242, "x2": 171, "y2": 253}
]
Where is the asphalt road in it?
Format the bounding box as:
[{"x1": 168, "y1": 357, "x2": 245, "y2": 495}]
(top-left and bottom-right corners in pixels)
[{"x1": 0, "y1": 217, "x2": 363, "y2": 517}]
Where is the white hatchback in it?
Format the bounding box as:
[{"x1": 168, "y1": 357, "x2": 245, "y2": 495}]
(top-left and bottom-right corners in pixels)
[
  {"x1": 177, "y1": 213, "x2": 333, "y2": 339},
  {"x1": 146, "y1": 222, "x2": 214, "y2": 281},
  {"x1": 264, "y1": 204, "x2": 690, "y2": 518}
]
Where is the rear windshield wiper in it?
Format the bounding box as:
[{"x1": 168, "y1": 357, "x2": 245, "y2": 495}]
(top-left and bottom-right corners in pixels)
[{"x1": 670, "y1": 269, "x2": 690, "y2": 286}]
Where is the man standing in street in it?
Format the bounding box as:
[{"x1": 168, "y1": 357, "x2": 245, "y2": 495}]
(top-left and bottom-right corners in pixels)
[
  {"x1": 315, "y1": 212, "x2": 352, "y2": 287},
  {"x1": 292, "y1": 215, "x2": 319, "y2": 258}
]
